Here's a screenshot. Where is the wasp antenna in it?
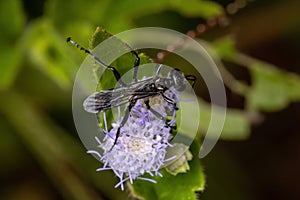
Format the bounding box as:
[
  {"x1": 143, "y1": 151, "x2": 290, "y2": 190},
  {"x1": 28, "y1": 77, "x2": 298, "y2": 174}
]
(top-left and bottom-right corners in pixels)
[
  {"x1": 185, "y1": 75, "x2": 196, "y2": 88},
  {"x1": 185, "y1": 75, "x2": 196, "y2": 81},
  {"x1": 66, "y1": 37, "x2": 88, "y2": 54}
]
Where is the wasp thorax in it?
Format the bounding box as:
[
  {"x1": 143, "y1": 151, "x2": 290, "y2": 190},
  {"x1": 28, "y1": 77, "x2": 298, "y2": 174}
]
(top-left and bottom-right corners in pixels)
[{"x1": 154, "y1": 78, "x2": 170, "y2": 91}]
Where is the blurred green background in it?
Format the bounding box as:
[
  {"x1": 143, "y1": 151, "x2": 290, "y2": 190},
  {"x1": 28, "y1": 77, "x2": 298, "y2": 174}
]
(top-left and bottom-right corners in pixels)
[{"x1": 1, "y1": 0, "x2": 300, "y2": 199}]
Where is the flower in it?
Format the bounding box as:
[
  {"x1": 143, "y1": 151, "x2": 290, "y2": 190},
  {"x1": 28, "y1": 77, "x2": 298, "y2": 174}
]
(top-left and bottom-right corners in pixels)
[{"x1": 87, "y1": 87, "x2": 179, "y2": 190}]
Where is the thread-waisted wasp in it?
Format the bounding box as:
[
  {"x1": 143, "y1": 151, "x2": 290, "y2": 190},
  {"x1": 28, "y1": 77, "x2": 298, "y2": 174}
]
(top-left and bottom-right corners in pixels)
[{"x1": 67, "y1": 37, "x2": 196, "y2": 149}]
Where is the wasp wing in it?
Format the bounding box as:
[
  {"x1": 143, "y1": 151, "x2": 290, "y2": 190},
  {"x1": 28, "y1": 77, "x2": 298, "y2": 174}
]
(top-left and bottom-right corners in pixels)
[
  {"x1": 83, "y1": 89, "x2": 131, "y2": 113},
  {"x1": 83, "y1": 77, "x2": 155, "y2": 113}
]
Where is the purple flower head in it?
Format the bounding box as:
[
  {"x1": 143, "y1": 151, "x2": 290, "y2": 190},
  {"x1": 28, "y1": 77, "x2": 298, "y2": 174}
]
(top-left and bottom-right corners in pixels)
[{"x1": 88, "y1": 87, "x2": 180, "y2": 190}]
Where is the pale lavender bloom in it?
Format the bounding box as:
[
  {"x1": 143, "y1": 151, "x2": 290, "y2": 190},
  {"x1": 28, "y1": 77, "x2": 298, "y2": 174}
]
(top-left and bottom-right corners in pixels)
[{"x1": 88, "y1": 87, "x2": 179, "y2": 190}]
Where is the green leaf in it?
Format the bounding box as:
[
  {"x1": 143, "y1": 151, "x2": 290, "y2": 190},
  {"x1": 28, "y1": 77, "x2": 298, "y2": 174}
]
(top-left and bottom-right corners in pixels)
[
  {"x1": 45, "y1": 0, "x2": 109, "y2": 33},
  {"x1": 221, "y1": 108, "x2": 251, "y2": 140},
  {"x1": 0, "y1": 0, "x2": 25, "y2": 90},
  {"x1": 89, "y1": 27, "x2": 113, "y2": 50},
  {"x1": 23, "y1": 19, "x2": 78, "y2": 89},
  {"x1": 47, "y1": 0, "x2": 223, "y2": 34},
  {"x1": 103, "y1": 0, "x2": 223, "y2": 32},
  {"x1": 213, "y1": 37, "x2": 237, "y2": 60},
  {"x1": 0, "y1": 44, "x2": 23, "y2": 90},
  {"x1": 247, "y1": 63, "x2": 300, "y2": 111},
  {"x1": 89, "y1": 27, "x2": 151, "y2": 86},
  {"x1": 0, "y1": 0, "x2": 25, "y2": 41},
  {"x1": 198, "y1": 99, "x2": 250, "y2": 140},
  {"x1": 170, "y1": 0, "x2": 223, "y2": 18},
  {"x1": 89, "y1": 27, "x2": 151, "y2": 90},
  {"x1": 129, "y1": 142, "x2": 205, "y2": 200}
]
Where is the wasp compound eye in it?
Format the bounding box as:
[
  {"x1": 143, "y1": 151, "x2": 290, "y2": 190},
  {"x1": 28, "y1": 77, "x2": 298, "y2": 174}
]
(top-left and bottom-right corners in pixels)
[{"x1": 170, "y1": 69, "x2": 186, "y2": 91}]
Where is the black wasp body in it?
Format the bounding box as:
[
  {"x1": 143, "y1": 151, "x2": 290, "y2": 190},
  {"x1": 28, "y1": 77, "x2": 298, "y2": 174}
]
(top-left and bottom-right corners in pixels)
[
  {"x1": 67, "y1": 37, "x2": 196, "y2": 149},
  {"x1": 83, "y1": 66, "x2": 187, "y2": 113}
]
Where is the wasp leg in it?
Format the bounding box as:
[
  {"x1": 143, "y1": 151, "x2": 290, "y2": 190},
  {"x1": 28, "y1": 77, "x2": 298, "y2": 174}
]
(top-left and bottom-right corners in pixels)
[
  {"x1": 109, "y1": 35, "x2": 140, "y2": 83},
  {"x1": 67, "y1": 37, "x2": 127, "y2": 87},
  {"x1": 110, "y1": 99, "x2": 137, "y2": 151},
  {"x1": 161, "y1": 93, "x2": 179, "y2": 110},
  {"x1": 130, "y1": 50, "x2": 140, "y2": 83},
  {"x1": 144, "y1": 99, "x2": 176, "y2": 129},
  {"x1": 154, "y1": 64, "x2": 163, "y2": 77}
]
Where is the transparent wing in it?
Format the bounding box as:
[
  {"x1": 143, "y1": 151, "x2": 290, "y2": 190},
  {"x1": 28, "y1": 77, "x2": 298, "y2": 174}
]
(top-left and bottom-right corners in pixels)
[
  {"x1": 83, "y1": 89, "x2": 130, "y2": 113},
  {"x1": 83, "y1": 77, "x2": 161, "y2": 113}
]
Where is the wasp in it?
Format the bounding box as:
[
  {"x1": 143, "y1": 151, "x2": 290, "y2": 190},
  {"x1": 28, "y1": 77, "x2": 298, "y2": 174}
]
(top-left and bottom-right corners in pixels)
[{"x1": 67, "y1": 37, "x2": 196, "y2": 149}]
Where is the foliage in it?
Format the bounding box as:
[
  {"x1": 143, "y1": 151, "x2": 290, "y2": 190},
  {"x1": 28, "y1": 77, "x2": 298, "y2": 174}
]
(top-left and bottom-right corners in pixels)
[{"x1": 0, "y1": 0, "x2": 300, "y2": 200}]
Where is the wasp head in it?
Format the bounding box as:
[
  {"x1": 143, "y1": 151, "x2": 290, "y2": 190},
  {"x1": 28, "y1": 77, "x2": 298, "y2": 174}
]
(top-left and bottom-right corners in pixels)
[{"x1": 170, "y1": 68, "x2": 186, "y2": 91}]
